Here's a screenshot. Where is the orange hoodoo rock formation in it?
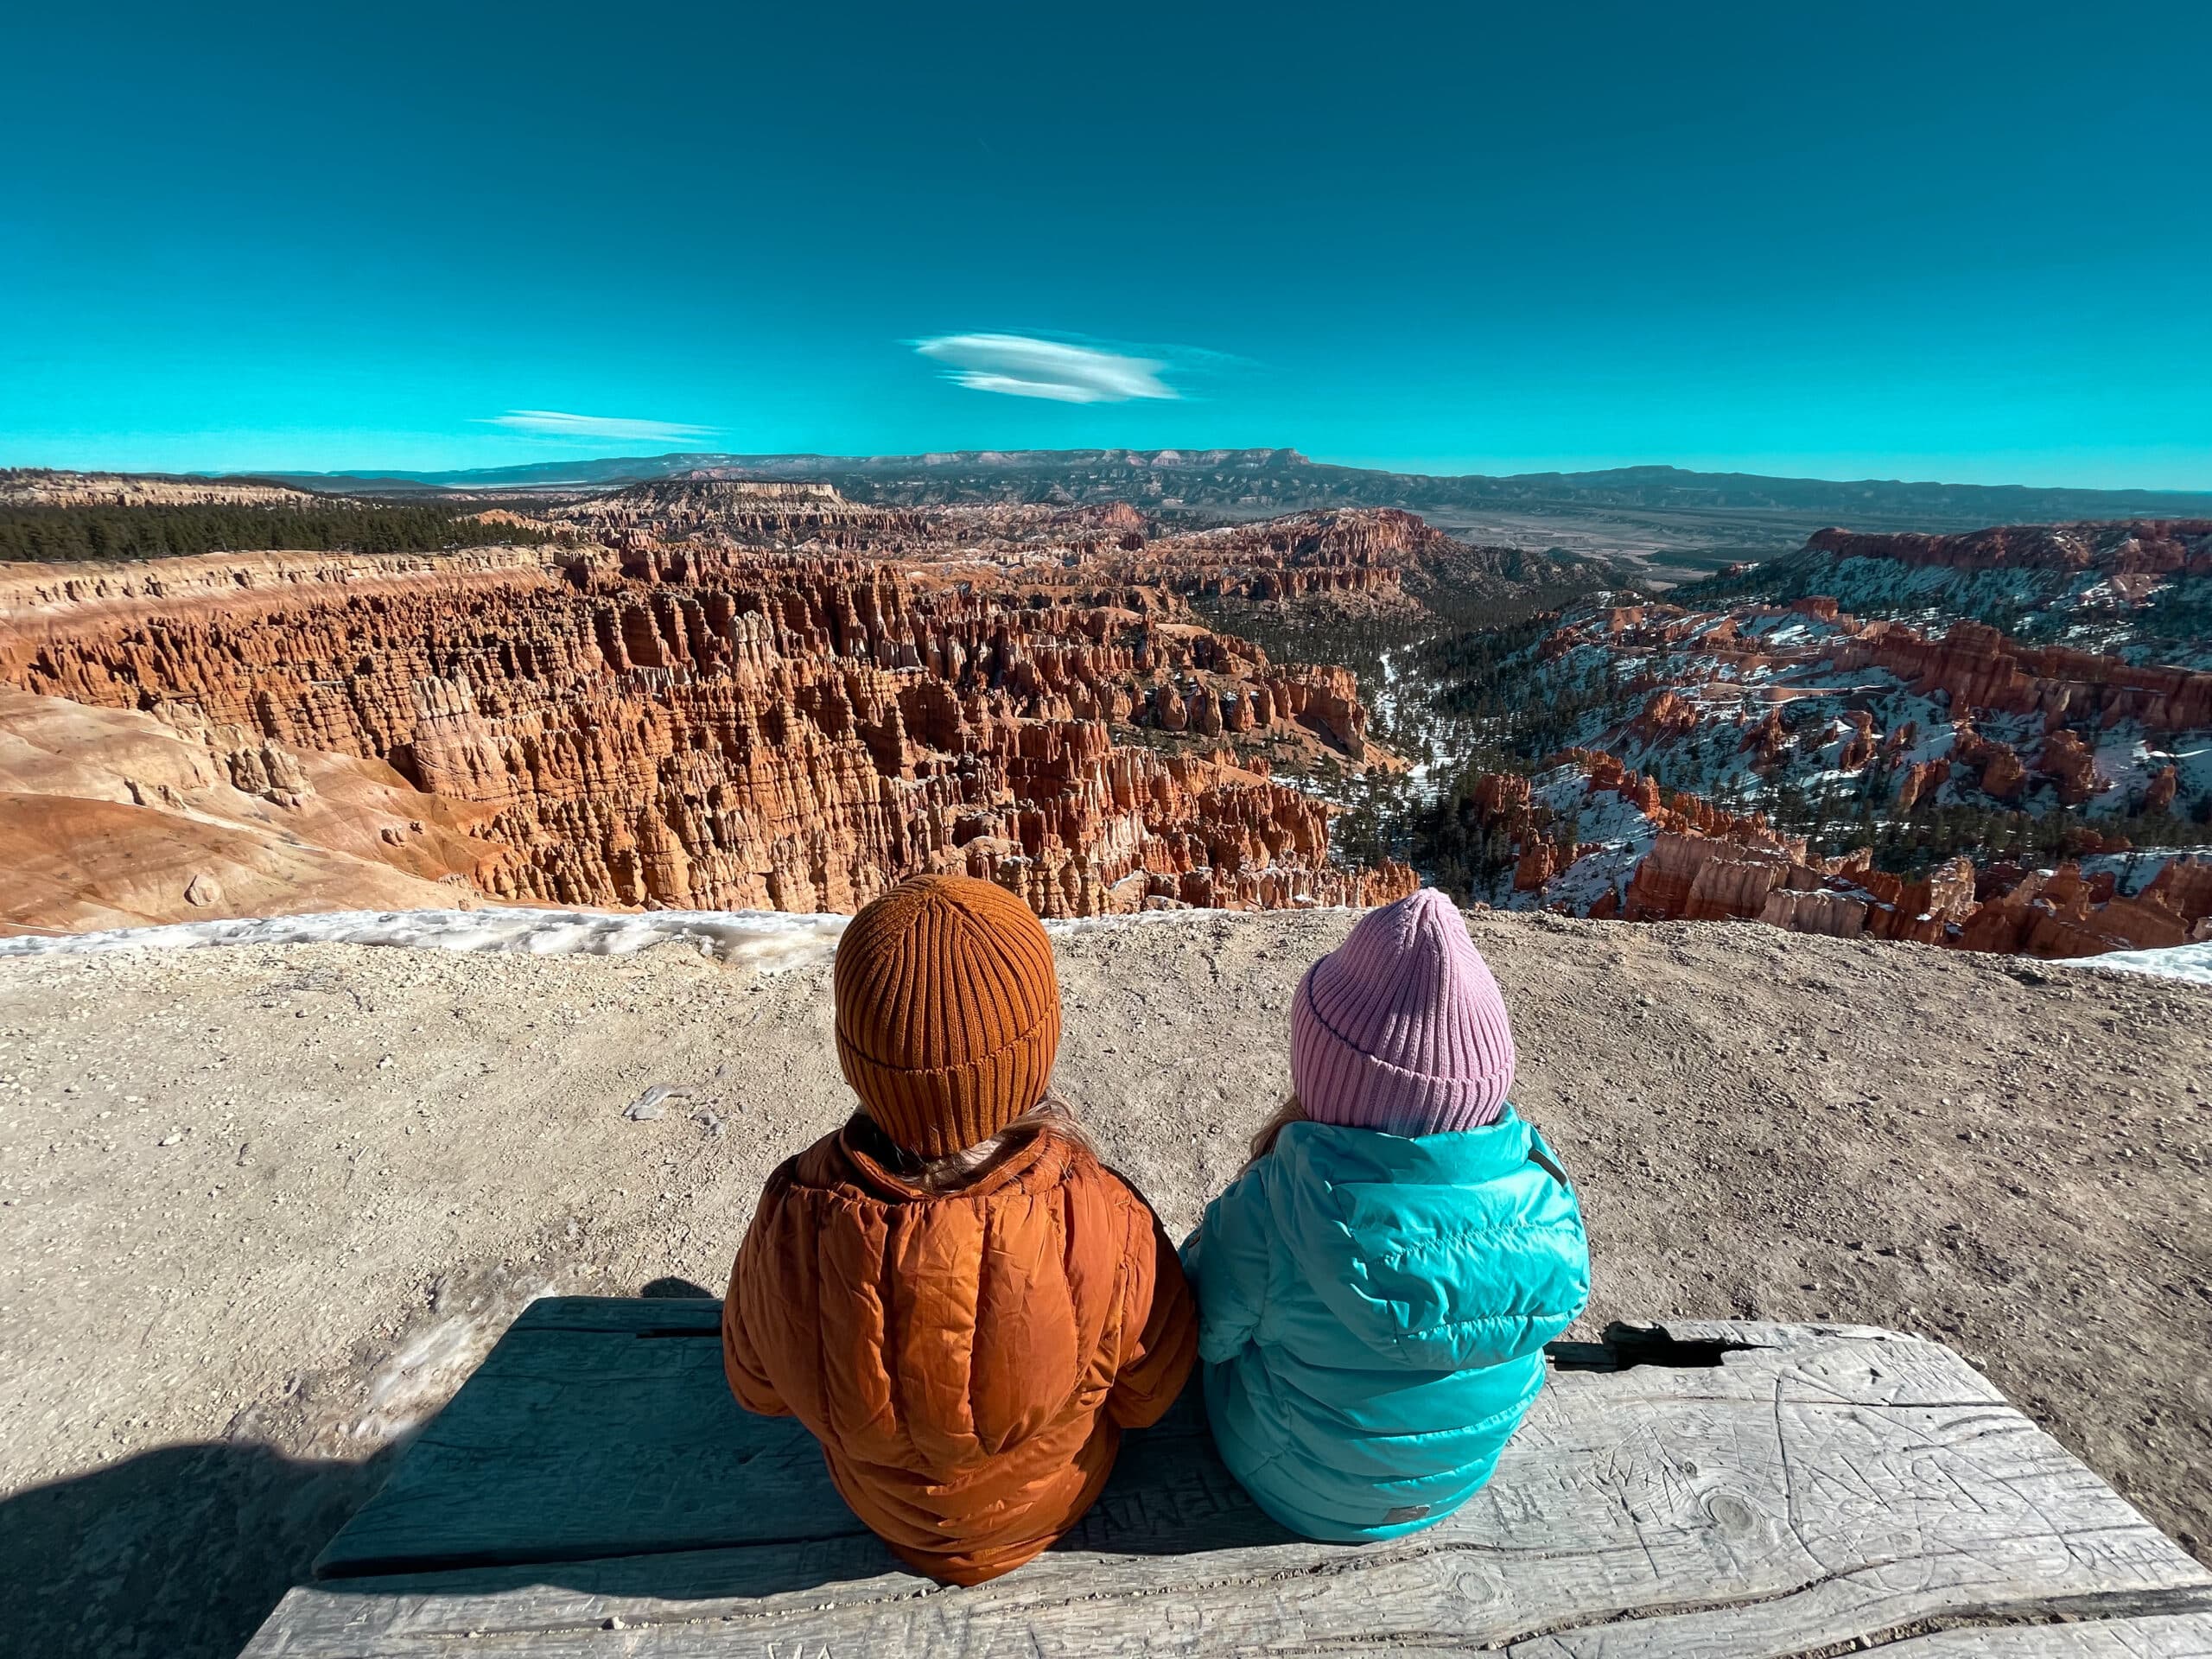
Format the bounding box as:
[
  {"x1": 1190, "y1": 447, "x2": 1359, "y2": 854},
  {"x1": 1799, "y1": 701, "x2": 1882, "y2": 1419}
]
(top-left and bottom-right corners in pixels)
[
  {"x1": 0, "y1": 541, "x2": 1415, "y2": 932},
  {"x1": 1453, "y1": 751, "x2": 2212, "y2": 960},
  {"x1": 1463, "y1": 550, "x2": 2212, "y2": 963},
  {"x1": 1134, "y1": 510, "x2": 1433, "y2": 602},
  {"x1": 1833, "y1": 620, "x2": 2212, "y2": 734}
]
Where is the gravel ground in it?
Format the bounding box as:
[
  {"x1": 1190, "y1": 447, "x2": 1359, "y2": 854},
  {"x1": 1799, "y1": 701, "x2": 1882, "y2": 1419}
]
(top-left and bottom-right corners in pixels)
[{"x1": 2, "y1": 909, "x2": 2207, "y2": 1656}]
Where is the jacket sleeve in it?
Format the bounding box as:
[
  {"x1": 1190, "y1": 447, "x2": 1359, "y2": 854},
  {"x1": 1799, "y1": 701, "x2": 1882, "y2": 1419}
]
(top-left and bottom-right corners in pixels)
[
  {"x1": 1180, "y1": 1164, "x2": 1272, "y2": 1366},
  {"x1": 721, "y1": 1179, "x2": 792, "y2": 1419},
  {"x1": 1104, "y1": 1190, "x2": 1199, "y2": 1428}
]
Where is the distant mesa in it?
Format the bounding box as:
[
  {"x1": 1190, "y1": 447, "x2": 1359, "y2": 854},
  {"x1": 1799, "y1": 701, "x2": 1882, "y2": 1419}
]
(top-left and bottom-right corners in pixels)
[
  {"x1": 1, "y1": 468, "x2": 319, "y2": 510},
  {"x1": 168, "y1": 451, "x2": 2212, "y2": 534}
]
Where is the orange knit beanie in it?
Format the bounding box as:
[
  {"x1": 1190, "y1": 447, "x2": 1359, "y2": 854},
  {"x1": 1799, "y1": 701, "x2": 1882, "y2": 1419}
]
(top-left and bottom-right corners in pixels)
[{"x1": 833, "y1": 874, "x2": 1063, "y2": 1158}]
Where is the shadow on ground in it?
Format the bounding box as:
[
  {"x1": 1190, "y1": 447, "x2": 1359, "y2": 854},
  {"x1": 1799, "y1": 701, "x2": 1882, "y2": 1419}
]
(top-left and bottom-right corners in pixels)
[
  {"x1": 3, "y1": 1390, "x2": 1284, "y2": 1656},
  {"x1": 0, "y1": 1279, "x2": 732, "y2": 1657},
  {"x1": 0, "y1": 1439, "x2": 396, "y2": 1659}
]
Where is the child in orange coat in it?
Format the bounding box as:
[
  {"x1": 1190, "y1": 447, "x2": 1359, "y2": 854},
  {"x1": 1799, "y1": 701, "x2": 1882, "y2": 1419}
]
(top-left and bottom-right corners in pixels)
[{"x1": 722, "y1": 874, "x2": 1197, "y2": 1585}]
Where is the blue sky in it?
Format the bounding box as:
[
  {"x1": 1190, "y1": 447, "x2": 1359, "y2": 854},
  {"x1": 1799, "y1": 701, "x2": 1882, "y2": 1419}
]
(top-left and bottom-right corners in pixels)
[{"x1": 4, "y1": 3, "x2": 2208, "y2": 486}]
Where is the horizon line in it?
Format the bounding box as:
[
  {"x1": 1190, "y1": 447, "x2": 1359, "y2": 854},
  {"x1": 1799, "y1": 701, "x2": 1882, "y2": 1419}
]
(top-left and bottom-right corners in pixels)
[{"x1": 8, "y1": 450, "x2": 2212, "y2": 499}]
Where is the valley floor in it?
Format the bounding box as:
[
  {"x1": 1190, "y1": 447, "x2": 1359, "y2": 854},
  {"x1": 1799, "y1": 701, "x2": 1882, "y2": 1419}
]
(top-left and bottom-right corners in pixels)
[{"x1": 2, "y1": 909, "x2": 2208, "y2": 1656}]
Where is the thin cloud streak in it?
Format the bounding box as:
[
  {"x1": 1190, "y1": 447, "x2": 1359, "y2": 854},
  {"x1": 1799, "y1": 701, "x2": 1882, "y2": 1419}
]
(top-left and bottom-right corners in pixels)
[
  {"x1": 485, "y1": 410, "x2": 721, "y2": 442},
  {"x1": 914, "y1": 334, "x2": 1180, "y2": 403}
]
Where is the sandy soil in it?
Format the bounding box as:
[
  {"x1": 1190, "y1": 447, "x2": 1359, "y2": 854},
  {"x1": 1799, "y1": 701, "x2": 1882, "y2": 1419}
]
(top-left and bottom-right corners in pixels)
[{"x1": 2, "y1": 909, "x2": 2207, "y2": 1657}]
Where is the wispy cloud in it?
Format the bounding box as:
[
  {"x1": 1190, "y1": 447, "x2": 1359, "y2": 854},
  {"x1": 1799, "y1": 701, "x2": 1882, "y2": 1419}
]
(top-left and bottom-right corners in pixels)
[
  {"x1": 913, "y1": 334, "x2": 1180, "y2": 403},
  {"x1": 484, "y1": 410, "x2": 721, "y2": 443}
]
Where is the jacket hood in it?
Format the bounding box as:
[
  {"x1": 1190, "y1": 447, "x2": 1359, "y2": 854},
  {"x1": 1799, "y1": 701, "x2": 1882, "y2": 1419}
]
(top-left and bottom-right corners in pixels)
[
  {"x1": 829, "y1": 1111, "x2": 1067, "y2": 1205},
  {"x1": 1264, "y1": 1109, "x2": 1587, "y2": 1372}
]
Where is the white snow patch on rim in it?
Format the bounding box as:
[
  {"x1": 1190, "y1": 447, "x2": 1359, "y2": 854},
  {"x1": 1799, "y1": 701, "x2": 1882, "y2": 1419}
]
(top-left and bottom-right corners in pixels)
[
  {"x1": 2072, "y1": 941, "x2": 2212, "y2": 987},
  {"x1": 0, "y1": 900, "x2": 1373, "y2": 970},
  {"x1": 0, "y1": 906, "x2": 852, "y2": 972}
]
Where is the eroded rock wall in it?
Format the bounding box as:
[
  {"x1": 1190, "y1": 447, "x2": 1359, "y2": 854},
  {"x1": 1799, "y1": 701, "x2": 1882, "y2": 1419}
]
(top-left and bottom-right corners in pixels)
[{"x1": 0, "y1": 543, "x2": 1414, "y2": 928}]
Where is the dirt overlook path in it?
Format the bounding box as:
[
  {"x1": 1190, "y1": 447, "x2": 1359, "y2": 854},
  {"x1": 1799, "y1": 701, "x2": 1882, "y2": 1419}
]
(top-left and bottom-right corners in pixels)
[{"x1": 1, "y1": 908, "x2": 2206, "y2": 1659}]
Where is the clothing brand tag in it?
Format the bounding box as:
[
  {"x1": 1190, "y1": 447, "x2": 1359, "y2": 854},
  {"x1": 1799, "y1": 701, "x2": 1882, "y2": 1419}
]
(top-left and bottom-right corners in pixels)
[{"x1": 1382, "y1": 1503, "x2": 1432, "y2": 1524}]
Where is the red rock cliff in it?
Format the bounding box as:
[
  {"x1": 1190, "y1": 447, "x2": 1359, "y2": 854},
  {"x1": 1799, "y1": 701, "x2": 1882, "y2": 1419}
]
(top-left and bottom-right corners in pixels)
[{"x1": 0, "y1": 543, "x2": 1415, "y2": 928}]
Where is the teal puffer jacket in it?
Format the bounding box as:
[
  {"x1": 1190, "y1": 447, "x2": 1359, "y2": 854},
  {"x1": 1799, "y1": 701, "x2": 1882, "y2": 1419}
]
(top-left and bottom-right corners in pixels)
[{"x1": 1182, "y1": 1108, "x2": 1589, "y2": 1541}]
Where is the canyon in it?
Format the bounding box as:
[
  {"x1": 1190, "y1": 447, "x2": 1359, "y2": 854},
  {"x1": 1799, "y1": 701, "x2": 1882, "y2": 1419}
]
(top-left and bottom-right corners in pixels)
[
  {"x1": 3, "y1": 474, "x2": 2208, "y2": 963},
  {"x1": 0, "y1": 493, "x2": 1518, "y2": 933},
  {"x1": 1432, "y1": 522, "x2": 2212, "y2": 959}
]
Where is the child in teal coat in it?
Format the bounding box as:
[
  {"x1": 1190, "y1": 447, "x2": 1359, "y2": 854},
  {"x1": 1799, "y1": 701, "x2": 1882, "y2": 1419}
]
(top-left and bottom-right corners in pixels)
[{"x1": 1182, "y1": 888, "x2": 1590, "y2": 1541}]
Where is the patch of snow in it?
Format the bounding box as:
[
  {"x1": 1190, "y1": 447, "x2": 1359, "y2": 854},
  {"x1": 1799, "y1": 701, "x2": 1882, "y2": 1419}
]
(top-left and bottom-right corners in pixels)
[
  {"x1": 2170, "y1": 737, "x2": 2212, "y2": 809},
  {"x1": 1370, "y1": 643, "x2": 1446, "y2": 796},
  {"x1": 0, "y1": 906, "x2": 852, "y2": 972},
  {"x1": 2081, "y1": 722, "x2": 2168, "y2": 815},
  {"x1": 1800, "y1": 556, "x2": 2050, "y2": 627},
  {"x1": 2074, "y1": 942, "x2": 2212, "y2": 987},
  {"x1": 1046, "y1": 904, "x2": 1351, "y2": 936},
  {"x1": 0, "y1": 899, "x2": 1384, "y2": 969},
  {"x1": 1488, "y1": 768, "x2": 1662, "y2": 915}
]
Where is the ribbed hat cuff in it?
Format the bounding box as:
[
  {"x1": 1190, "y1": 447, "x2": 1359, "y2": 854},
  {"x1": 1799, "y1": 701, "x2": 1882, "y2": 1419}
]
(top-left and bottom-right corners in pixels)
[
  {"x1": 1294, "y1": 1030, "x2": 1510, "y2": 1135},
  {"x1": 836, "y1": 1027, "x2": 1053, "y2": 1158}
]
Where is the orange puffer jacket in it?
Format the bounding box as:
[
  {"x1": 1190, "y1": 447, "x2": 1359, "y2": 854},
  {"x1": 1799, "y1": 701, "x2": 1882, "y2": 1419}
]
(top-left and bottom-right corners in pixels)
[{"x1": 722, "y1": 1117, "x2": 1198, "y2": 1585}]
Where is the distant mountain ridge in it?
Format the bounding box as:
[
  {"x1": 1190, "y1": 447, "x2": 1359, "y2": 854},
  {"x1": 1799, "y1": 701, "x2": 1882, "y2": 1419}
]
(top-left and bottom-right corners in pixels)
[{"x1": 246, "y1": 449, "x2": 2212, "y2": 524}]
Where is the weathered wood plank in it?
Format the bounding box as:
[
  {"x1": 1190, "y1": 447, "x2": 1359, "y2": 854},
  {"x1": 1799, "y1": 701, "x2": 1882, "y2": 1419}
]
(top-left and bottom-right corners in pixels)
[
  {"x1": 242, "y1": 1570, "x2": 2212, "y2": 1659},
  {"x1": 313, "y1": 1306, "x2": 1993, "y2": 1580},
  {"x1": 245, "y1": 1306, "x2": 2212, "y2": 1657}
]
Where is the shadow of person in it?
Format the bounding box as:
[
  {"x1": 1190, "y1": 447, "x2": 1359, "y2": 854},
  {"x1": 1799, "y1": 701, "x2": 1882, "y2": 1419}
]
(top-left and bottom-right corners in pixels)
[
  {"x1": 0, "y1": 1439, "x2": 395, "y2": 1659},
  {"x1": 54, "y1": 1325, "x2": 1268, "y2": 1649},
  {"x1": 288, "y1": 1386, "x2": 1281, "y2": 1620},
  {"x1": 288, "y1": 1377, "x2": 1278, "y2": 1623}
]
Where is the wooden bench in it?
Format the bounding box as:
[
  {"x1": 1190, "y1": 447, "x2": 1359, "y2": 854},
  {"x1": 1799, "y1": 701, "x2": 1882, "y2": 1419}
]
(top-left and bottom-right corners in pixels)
[{"x1": 243, "y1": 1297, "x2": 2212, "y2": 1656}]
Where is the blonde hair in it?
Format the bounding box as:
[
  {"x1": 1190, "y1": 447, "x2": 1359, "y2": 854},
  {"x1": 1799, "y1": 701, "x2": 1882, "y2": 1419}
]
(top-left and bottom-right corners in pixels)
[
  {"x1": 1248, "y1": 1093, "x2": 1307, "y2": 1164},
  {"x1": 861, "y1": 1091, "x2": 1095, "y2": 1195}
]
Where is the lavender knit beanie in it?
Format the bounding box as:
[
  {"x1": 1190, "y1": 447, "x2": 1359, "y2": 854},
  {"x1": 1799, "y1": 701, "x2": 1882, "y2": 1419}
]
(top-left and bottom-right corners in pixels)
[{"x1": 1291, "y1": 887, "x2": 1516, "y2": 1136}]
